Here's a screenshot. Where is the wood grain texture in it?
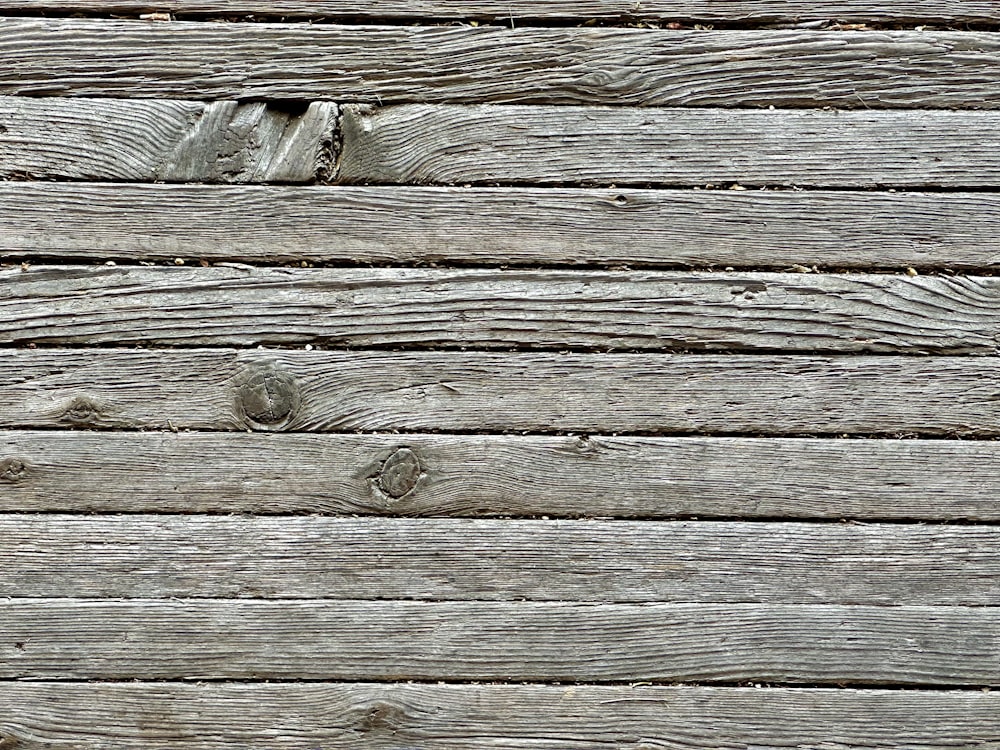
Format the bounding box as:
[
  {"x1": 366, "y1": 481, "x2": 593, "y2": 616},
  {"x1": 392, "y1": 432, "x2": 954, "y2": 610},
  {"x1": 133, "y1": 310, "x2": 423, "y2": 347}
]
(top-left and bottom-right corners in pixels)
[
  {"x1": 2, "y1": 19, "x2": 1000, "y2": 107},
  {"x1": 2, "y1": 599, "x2": 998, "y2": 684},
  {"x1": 7, "y1": 184, "x2": 1000, "y2": 269},
  {"x1": 3, "y1": 265, "x2": 1000, "y2": 353},
  {"x1": 7, "y1": 431, "x2": 1000, "y2": 519},
  {"x1": 4, "y1": 349, "x2": 1000, "y2": 436},
  {"x1": 2, "y1": 683, "x2": 998, "y2": 750},
  {"x1": 5, "y1": 0, "x2": 1000, "y2": 23},
  {"x1": 339, "y1": 105, "x2": 1000, "y2": 187},
  {"x1": 0, "y1": 97, "x2": 336, "y2": 182},
  {"x1": 4, "y1": 515, "x2": 1000, "y2": 605}
]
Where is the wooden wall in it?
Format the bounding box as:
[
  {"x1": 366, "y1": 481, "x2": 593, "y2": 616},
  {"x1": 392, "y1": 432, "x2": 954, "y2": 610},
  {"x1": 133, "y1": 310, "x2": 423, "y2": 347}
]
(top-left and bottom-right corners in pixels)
[{"x1": 1, "y1": 1, "x2": 999, "y2": 746}]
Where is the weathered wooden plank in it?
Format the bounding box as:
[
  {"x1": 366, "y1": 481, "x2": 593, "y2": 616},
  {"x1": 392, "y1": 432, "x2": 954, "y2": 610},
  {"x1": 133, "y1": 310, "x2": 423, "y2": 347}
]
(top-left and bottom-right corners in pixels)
[
  {"x1": 4, "y1": 350, "x2": 1000, "y2": 436},
  {"x1": 0, "y1": 98, "x2": 335, "y2": 182},
  {"x1": 3, "y1": 516, "x2": 999, "y2": 605},
  {"x1": 2, "y1": 20, "x2": 1000, "y2": 107},
  {"x1": 3, "y1": 266, "x2": 1000, "y2": 352},
  {"x1": 338, "y1": 105, "x2": 1000, "y2": 187},
  {"x1": 5, "y1": 0, "x2": 1000, "y2": 24},
  {"x1": 7, "y1": 431, "x2": 1000, "y2": 519},
  {"x1": 6, "y1": 184, "x2": 1000, "y2": 269},
  {"x1": 2, "y1": 683, "x2": 998, "y2": 750},
  {"x1": 2, "y1": 599, "x2": 997, "y2": 684}
]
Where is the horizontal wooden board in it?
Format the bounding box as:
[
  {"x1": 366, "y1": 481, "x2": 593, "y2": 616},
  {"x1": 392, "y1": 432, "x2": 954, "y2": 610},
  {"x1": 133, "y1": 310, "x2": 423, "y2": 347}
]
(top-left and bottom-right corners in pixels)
[
  {"x1": 6, "y1": 184, "x2": 1000, "y2": 269},
  {"x1": 7, "y1": 431, "x2": 1000, "y2": 519},
  {"x1": 4, "y1": 349, "x2": 1000, "y2": 435},
  {"x1": 4, "y1": 516, "x2": 1000, "y2": 605},
  {"x1": 3, "y1": 266, "x2": 1000, "y2": 352},
  {"x1": 4, "y1": 0, "x2": 1000, "y2": 23},
  {"x1": 339, "y1": 105, "x2": 1000, "y2": 187},
  {"x1": 2, "y1": 599, "x2": 998, "y2": 684},
  {"x1": 2, "y1": 20, "x2": 1000, "y2": 107},
  {"x1": 0, "y1": 97, "x2": 335, "y2": 182},
  {"x1": 2, "y1": 683, "x2": 998, "y2": 750}
]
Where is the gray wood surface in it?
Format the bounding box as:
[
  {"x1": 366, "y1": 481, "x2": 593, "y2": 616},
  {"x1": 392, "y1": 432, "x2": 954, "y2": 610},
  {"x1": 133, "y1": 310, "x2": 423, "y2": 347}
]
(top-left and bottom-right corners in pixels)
[
  {"x1": 2, "y1": 20, "x2": 1000, "y2": 107},
  {"x1": 7, "y1": 431, "x2": 1000, "y2": 519},
  {"x1": 4, "y1": 266, "x2": 1000, "y2": 352},
  {"x1": 3, "y1": 599, "x2": 998, "y2": 684},
  {"x1": 2, "y1": 683, "x2": 998, "y2": 750},
  {"x1": 7, "y1": 184, "x2": 1000, "y2": 270},
  {"x1": 339, "y1": 105, "x2": 1000, "y2": 187},
  {"x1": 0, "y1": 97, "x2": 335, "y2": 183},
  {"x1": 5, "y1": 349, "x2": 1000, "y2": 435},
  {"x1": 4, "y1": 515, "x2": 999, "y2": 605},
  {"x1": 5, "y1": 0, "x2": 1000, "y2": 23}
]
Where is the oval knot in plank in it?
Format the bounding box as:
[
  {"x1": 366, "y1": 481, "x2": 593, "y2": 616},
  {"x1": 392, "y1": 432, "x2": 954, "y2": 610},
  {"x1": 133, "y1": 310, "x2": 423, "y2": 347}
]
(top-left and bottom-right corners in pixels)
[
  {"x1": 59, "y1": 396, "x2": 105, "y2": 426},
  {"x1": 0, "y1": 458, "x2": 26, "y2": 483},
  {"x1": 377, "y1": 448, "x2": 422, "y2": 501},
  {"x1": 235, "y1": 365, "x2": 299, "y2": 429}
]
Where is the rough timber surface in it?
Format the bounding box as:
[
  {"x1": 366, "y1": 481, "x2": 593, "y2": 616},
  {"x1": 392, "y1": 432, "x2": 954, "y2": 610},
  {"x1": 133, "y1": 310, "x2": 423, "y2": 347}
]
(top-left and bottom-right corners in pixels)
[
  {"x1": 2, "y1": 599, "x2": 998, "y2": 684},
  {"x1": 4, "y1": 1, "x2": 1000, "y2": 23},
  {"x1": 0, "y1": 97, "x2": 336, "y2": 182},
  {"x1": 7, "y1": 431, "x2": 1000, "y2": 519},
  {"x1": 5, "y1": 266, "x2": 1000, "y2": 353},
  {"x1": 1, "y1": 683, "x2": 998, "y2": 750},
  {"x1": 339, "y1": 105, "x2": 1000, "y2": 187},
  {"x1": 4, "y1": 349, "x2": 1000, "y2": 436},
  {"x1": 2, "y1": 20, "x2": 1000, "y2": 107},
  {"x1": 8, "y1": 184, "x2": 1000, "y2": 270},
  {"x1": 4, "y1": 516, "x2": 1000, "y2": 605}
]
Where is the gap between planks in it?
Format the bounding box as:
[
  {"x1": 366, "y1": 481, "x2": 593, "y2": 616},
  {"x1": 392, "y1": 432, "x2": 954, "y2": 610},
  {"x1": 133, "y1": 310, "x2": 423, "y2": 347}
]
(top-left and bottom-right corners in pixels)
[{"x1": 4, "y1": 1, "x2": 1000, "y2": 24}]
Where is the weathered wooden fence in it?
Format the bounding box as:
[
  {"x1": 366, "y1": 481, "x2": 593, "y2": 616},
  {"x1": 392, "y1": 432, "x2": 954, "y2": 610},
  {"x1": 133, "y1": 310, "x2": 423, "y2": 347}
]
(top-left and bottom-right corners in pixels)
[{"x1": 2, "y1": 0, "x2": 1000, "y2": 746}]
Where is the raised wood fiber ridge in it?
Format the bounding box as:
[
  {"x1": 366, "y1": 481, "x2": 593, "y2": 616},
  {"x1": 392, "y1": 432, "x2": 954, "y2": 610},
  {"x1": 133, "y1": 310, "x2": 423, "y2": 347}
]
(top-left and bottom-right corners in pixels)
[
  {"x1": 2, "y1": 20, "x2": 1000, "y2": 107},
  {"x1": 2, "y1": 683, "x2": 998, "y2": 750},
  {"x1": 7, "y1": 184, "x2": 1000, "y2": 269},
  {"x1": 340, "y1": 105, "x2": 1000, "y2": 186},
  {"x1": 3, "y1": 599, "x2": 998, "y2": 684},
  {"x1": 4, "y1": 515, "x2": 1000, "y2": 604},
  {"x1": 3, "y1": 0, "x2": 999, "y2": 23},
  {"x1": 5, "y1": 349, "x2": 1000, "y2": 435},
  {"x1": 0, "y1": 98, "x2": 336, "y2": 182},
  {"x1": 4, "y1": 266, "x2": 1000, "y2": 353},
  {"x1": 8, "y1": 431, "x2": 1000, "y2": 519}
]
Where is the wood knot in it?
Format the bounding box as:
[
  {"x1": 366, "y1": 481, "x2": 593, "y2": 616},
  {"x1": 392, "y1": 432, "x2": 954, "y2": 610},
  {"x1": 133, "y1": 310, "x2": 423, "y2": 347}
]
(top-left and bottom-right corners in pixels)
[
  {"x1": 60, "y1": 396, "x2": 103, "y2": 426},
  {"x1": 376, "y1": 448, "x2": 422, "y2": 501},
  {"x1": 0, "y1": 458, "x2": 26, "y2": 483},
  {"x1": 359, "y1": 701, "x2": 404, "y2": 734},
  {"x1": 0, "y1": 735, "x2": 19, "y2": 749},
  {"x1": 236, "y1": 365, "x2": 300, "y2": 429}
]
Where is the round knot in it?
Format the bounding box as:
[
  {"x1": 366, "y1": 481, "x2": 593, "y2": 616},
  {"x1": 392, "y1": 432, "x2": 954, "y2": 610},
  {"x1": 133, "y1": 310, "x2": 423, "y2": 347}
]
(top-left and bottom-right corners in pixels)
[
  {"x1": 377, "y1": 448, "x2": 422, "y2": 500},
  {"x1": 236, "y1": 365, "x2": 300, "y2": 428}
]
